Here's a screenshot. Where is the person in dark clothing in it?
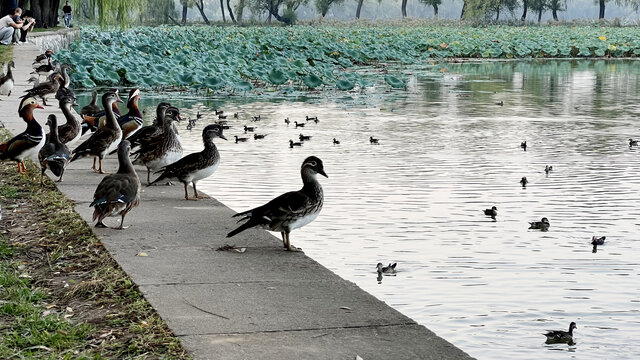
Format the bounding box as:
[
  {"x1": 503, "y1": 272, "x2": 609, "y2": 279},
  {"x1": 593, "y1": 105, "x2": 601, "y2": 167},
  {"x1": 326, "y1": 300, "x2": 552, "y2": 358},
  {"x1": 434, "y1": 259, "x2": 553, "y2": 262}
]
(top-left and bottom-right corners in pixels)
[
  {"x1": 62, "y1": 1, "x2": 71, "y2": 28},
  {"x1": 3, "y1": 0, "x2": 17, "y2": 16}
]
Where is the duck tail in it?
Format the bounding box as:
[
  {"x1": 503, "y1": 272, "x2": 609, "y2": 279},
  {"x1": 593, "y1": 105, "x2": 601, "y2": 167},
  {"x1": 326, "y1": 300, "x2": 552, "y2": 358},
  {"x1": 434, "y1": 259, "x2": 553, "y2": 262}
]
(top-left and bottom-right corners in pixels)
[
  {"x1": 47, "y1": 160, "x2": 65, "y2": 177},
  {"x1": 0, "y1": 142, "x2": 7, "y2": 156},
  {"x1": 226, "y1": 219, "x2": 257, "y2": 238},
  {"x1": 147, "y1": 170, "x2": 169, "y2": 187}
]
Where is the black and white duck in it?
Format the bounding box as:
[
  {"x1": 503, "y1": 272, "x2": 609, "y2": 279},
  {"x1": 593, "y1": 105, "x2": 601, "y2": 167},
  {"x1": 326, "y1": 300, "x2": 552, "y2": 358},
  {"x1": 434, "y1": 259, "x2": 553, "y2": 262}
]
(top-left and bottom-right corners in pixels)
[
  {"x1": 0, "y1": 60, "x2": 15, "y2": 97},
  {"x1": 149, "y1": 124, "x2": 226, "y2": 200},
  {"x1": 299, "y1": 134, "x2": 312, "y2": 141},
  {"x1": 289, "y1": 139, "x2": 302, "y2": 148},
  {"x1": 38, "y1": 114, "x2": 71, "y2": 185},
  {"x1": 90, "y1": 140, "x2": 140, "y2": 229},
  {"x1": 545, "y1": 165, "x2": 553, "y2": 175},
  {"x1": 529, "y1": 217, "x2": 550, "y2": 230},
  {"x1": 71, "y1": 91, "x2": 123, "y2": 174},
  {"x1": 483, "y1": 206, "x2": 497, "y2": 217},
  {"x1": 227, "y1": 156, "x2": 328, "y2": 252},
  {"x1": 253, "y1": 133, "x2": 268, "y2": 140},
  {"x1": 520, "y1": 176, "x2": 528, "y2": 187},
  {"x1": 244, "y1": 125, "x2": 255, "y2": 132},
  {"x1": 0, "y1": 97, "x2": 45, "y2": 174},
  {"x1": 543, "y1": 322, "x2": 576, "y2": 344},
  {"x1": 306, "y1": 115, "x2": 318, "y2": 122},
  {"x1": 54, "y1": 63, "x2": 74, "y2": 100},
  {"x1": 591, "y1": 236, "x2": 606, "y2": 246},
  {"x1": 117, "y1": 88, "x2": 144, "y2": 139},
  {"x1": 520, "y1": 141, "x2": 527, "y2": 150},
  {"x1": 333, "y1": 138, "x2": 340, "y2": 145},
  {"x1": 57, "y1": 96, "x2": 82, "y2": 147},
  {"x1": 24, "y1": 73, "x2": 63, "y2": 106},
  {"x1": 369, "y1": 136, "x2": 379, "y2": 144},
  {"x1": 234, "y1": 135, "x2": 248, "y2": 143},
  {"x1": 294, "y1": 121, "x2": 305, "y2": 128},
  {"x1": 629, "y1": 138, "x2": 638, "y2": 147},
  {"x1": 132, "y1": 105, "x2": 183, "y2": 184},
  {"x1": 376, "y1": 262, "x2": 397, "y2": 275},
  {"x1": 284, "y1": 117, "x2": 290, "y2": 125}
]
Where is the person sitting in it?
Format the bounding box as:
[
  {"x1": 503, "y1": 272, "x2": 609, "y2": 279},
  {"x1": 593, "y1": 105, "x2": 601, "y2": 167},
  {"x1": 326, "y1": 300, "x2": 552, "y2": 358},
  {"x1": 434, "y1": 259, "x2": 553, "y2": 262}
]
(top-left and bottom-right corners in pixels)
[
  {"x1": 0, "y1": 8, "x2": 32, "y2": 45},
  {"x1": 15, "y1": 9, "x2": 35, "y2": 43}
]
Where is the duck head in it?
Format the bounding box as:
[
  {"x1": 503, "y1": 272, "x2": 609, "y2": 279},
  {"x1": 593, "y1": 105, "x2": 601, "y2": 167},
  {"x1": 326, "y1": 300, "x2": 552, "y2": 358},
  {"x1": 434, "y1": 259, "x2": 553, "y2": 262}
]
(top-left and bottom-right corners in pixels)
[
  {"x1": 301, "y1": 156, "x2": 328, "y2": 178},
  {"x1": 541, "y1": 217, "x2": 549, "y2": 224},
  {"x1": 45, "y1": 114, "x2": 57, "y2": 127},
  {"x1": 568, "y1": 322, "x2": 577, "y2": 333},
  {"x1": 127, "y1": 88, "x2": 140, "y2": 108},
  {"x1": 165, "y1": 106, "x2": 182, "y2": 122},
  {"x1": 18, "y1": 96, "x2": 44, "y2": 120},
  {"x1": 376, "y1": 263, "x2": 384, "y2": 272},
  {"x1": 102, "y1": 91, "x2": 123, "y2": 107},
  {"x1": 202, "y1": 124, "x2": 227, "y2": 142}
]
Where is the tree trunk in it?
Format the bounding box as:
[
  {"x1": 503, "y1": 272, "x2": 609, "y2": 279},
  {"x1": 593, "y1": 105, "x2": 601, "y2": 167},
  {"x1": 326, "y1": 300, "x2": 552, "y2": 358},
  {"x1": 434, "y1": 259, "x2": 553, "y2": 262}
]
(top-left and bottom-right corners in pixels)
[
  {"x1": 495, "y1": 6, "x2": 500, "y2": 21},
  {"x1": 433, "y1": 4, "x2": 438, "y2": 18},
  {"x1": 521, "y1": 0, "x2": 527, "y2": 20},
  {"x1": 355, "y1": 0, "x2": 363, "y2": 19},
  {"x1": 195, "y1": 0, "x2": 210, "y2": 24},
  {"x1": 182, "y1": 5, "x2": 188, "y2": 24},
  {"x1": 227, "y1": 0, "x2": 236, "y2": 22},
  {"x1": 599, "y1": 0, "x2": 605, "y2": 19},
  {"x1": 219, "y1": 0, "x2": 226, "y2": 22},
  {"x1": 460, "y1": 1, "x2": 466, "y2": 19},
  {"x1": 31, "y1": 0, "x2": 61, "y2": 28},
  {"x1": 537, "y1": 8, "x2": 542, "y2": 23},
  {"x1": 401, "y1": 0, "x2": 408, "y2": 17},
  {"x1": 552, "y1": 9, "x2": 558, "y2": 20}
]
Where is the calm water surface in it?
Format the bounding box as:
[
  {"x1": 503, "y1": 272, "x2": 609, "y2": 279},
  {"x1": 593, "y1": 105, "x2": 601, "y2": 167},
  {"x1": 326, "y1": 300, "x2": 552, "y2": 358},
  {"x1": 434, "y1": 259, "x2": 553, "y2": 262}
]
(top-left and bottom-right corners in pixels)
[{"x1": 87, "y1": 60, "x2": 640, "y2": 359}]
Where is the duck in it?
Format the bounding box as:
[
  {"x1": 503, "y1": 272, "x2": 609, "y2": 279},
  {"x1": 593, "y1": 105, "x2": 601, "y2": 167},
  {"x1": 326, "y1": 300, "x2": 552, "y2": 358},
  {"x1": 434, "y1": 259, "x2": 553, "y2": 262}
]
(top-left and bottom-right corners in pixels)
[
  {"x1": 233, "y1": 112, "x2": 238, "y2": 118},
  {"x1": 57, "y1": 96, "x2": 83, "y2": 147},
  {"x1": 54, "y1": 63, "x2": 74, "y2": 100},
  {"x1": 218, "y1": 114, "x2": 227, "y2": 120},
  {"x1": 545, "y1": 165, "x2": 553, "y2": 175},
  {"x1": 80, "y1": 89, "x2": 123, "y2": 134},
  {"x1": 520, "y1": 176, "x2": 528, "y2": 187},
  {"x1": 629, "y1": 138, "x2": 638, "y2": 147},
  {"x1": 306, "y1": 115, "x2": 318, "y2": 122},
  {"x1": 90, "y1": 140, "x2": 141, "y2": 229},
  {"x1": 117, "y1": 88, "x2": 144, "y2": 139},
  {"x1": 369, "y1": 136, "x2": 379, "y2": 144},
  {"x1": 71, "y1": 91, "x2": 123, "y2": 174},
  {"x1": 31, "y1": 57, "x2": 54, "y2": 79},
  {"x1": 289, "y1": 139, "x2": 302, "y2": 148},
  {"x1": 529, "y1": 217, "x2": 550, "y2": 230},
  {"x1": 591, "y1": 236, "x2": 606, "y2": 246},
  {"x1": 543, "y1": 322, "x2": 576, "y2": 344},
  {"x1": 27, "y1": 76, "x2": 39, "y2": 87},
  {"x1": 234, "y1": 135, "x2": 248, "y2": 143},
  {"x1": 24, "y1": 73, "x2": 63, "y2": 106},
  {"x1": 214, "y1": 109, "x2": 223, "y2": 116},
  {"x1": 520, "y1": 141, "x2": 527, "y2": 150},
  {"x1": 132, "y1": 106, "x2": 183, "y2": 184},
  {"x1": 127, "y1": 102, "x2": 170, "y2": 150},
  {"x1": 254, "y1": 133, "x2": 268, "y2": 140},
  {"x1": 80, "y1": 90, "x2": 102, "y2": 118},
  {"x1": 244, "y1": 125, "x2": 255, "y2": 132},
  {"x1": 38, "y1": 114, "x2": 71, "y2": 185},
  {"x1": 33, "y1": 50, "x2": 54, "y2": 65},
  {"x1": 0, "y1": 60, "x2": 15, "y2": 96},
  {"x1": 227, "y1": 156, "x2": 328, "y2": 252},
  {"x1": 252, "y1": 115, "x2": 261, "y2": 122},
  {"x1": 0, "y1": 97, "x2": 45, "y2": 174},
  {"x1": 376, "y1": 262, "x2": 397, "y2": 275},
  {"x1": 197, "y1": 111, "x2": 203, "y2": 119},
  {"x1": 284, "y1": 117, "x2": 290, "y2": 126},
  {"x1": 333, "y1": 138, "x2": 340, "y2": 145},
  {"x1": 149, "y1": 124, "x2": 227, "y2": 200},
  {"x1": 483, "y1": 206, "x2": 497, "y2": 217},
  {"x1": 299, "y1": 134, "x2": 312, "y2": 141},
  {"x1": 294, "y1": 121, "x2": 305, "y2": 128}
]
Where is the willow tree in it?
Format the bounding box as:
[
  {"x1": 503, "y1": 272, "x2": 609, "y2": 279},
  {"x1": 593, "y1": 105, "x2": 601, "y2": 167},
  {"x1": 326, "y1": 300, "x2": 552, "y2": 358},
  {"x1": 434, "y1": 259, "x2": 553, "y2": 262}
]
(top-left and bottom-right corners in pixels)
[
  {"x1": 419, "y1": 0, "x2": 441, "y2": 18},
  {"x1": 315, "y1": 0, "x2": 344, "y2": 16},
  {"x1": 72, "y1": 0, "x2": 147, "y2": 28}
]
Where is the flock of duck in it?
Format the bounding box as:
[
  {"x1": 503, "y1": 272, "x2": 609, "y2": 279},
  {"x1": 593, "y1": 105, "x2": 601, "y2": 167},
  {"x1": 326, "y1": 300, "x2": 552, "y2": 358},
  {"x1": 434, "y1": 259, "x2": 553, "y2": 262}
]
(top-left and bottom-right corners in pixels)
[{"x1": 0, "y1": 51, "x2": 588, "y2": 345}]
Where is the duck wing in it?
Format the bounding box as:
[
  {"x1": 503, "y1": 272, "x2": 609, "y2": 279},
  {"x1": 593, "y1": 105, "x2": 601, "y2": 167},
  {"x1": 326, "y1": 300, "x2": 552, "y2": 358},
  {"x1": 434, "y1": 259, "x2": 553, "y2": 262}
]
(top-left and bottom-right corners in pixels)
[
  {"x1": 91, "y1": 174, "x2": 139, "y2": 208},
  {"x1": 0, "y1": 131, "x2": 41, "y2": 160},
  {"x1": 72, "y1": 127, "x2": 118, "y2": 158},
  {"x1": 149, "y1": 152, "x2": 204, "y2": 184}
]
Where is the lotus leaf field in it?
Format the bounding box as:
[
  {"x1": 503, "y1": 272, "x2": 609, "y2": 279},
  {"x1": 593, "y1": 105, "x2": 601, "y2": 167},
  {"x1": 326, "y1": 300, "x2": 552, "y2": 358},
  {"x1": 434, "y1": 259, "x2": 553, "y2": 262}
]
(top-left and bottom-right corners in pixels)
[{"x1": 56, "y1": 25, "x2": 640, "y2": 93}]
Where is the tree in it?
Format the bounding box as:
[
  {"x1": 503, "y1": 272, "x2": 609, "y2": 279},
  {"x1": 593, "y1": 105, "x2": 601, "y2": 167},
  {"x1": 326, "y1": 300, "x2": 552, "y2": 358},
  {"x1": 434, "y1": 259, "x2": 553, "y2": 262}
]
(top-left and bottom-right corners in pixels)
[
  {"x1": 219, "y1": 0, "x2": 226, "y2": 22},
  {"x1": 462, "y1": 0, "x2": 519, "y2": 20},
  {"x1": 529, "y1": 0, "x2": 547, "y2": 22},
  {"x1": 180, "y1": 0, "x2": 195, "y2": 24},
  {"x1": 315, "y1": 0, "x2": 344, "y2": 16},
  {"x1": 235, "y1": 0, "x2": 245, "y2": 20},
  {"x1": 548, "y1": 0, "x2": 564, "y2": 20},
  {"x1": 521, "y1": 0, "x2": 528, "y2": 20},
  {"x1": 145, "y1": 0, "x2": 178, "y2": 24},
  {"x1": 419, "y1": 0, "x2": 441, "y2": 18},
  {"x1": 401, "y1": 0, "x2": 408, "y2": 17},
  {"x1": 355, "y1": 0, "x2": 364, "y2": 18},
  {"x1": 30, "y1": 0, "x2": 62, "y2": 28},
  {"x1": 227, "y1": 0, "x2": 236, "y2": 22},
  {"x1": 194, "y1": 0, "x2": 210, "y2": 24}
]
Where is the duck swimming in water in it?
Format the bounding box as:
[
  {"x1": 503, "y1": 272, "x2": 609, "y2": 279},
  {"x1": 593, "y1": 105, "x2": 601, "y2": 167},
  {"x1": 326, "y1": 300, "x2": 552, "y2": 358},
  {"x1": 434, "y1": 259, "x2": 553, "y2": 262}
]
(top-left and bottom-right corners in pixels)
[
  {"x1": 543, "y1": 322, "x2": 576, "y2": 344},
  {"x1": 529, "y1": 217, "x2": 550, "y2": 230},
  {"x1": 376, "y1": 262, "x2": 397, "y2": 275}
]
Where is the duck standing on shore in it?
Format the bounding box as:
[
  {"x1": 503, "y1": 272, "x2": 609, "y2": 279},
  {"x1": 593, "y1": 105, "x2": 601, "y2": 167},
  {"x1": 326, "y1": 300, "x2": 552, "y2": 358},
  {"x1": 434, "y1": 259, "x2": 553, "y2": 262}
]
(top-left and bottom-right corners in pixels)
[
  {"x1": 117, "y1": 89, "x2": 144, "y2": 139},
  {"x1": 227, "y1": 156, "x2": 327, "y2": 252},
  {"x1": 24, "y1": 73, "x2": 63, "y2": 106},
  {"x1": 0, "y1": 97, "x2": 45, "y2": 173},
  {"x1": 90, "y1": 140, "x2": 140, "y2": 229},
  {"x1": 149, "y1": 124, "x2": 226, "y2": 200},
  {"x1": 38, "y1": 115, "x2": 71, "y2": 185},
  {"x1": 71, "y1": 91, "x2": 123, "y2": 174},
  {"x1": 57, "y1": 96, "x2": 82, "y2": 147},
  {"x1": 0, "y1": 60, "x2": 15, "y2": 96}
]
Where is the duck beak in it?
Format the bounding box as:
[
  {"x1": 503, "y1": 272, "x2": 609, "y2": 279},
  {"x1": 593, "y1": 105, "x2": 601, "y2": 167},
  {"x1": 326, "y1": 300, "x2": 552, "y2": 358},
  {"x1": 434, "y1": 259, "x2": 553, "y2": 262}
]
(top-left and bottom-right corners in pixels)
[
  {"x1": 116, "y1": 94, "x2": 123, "y2": 103},
  {"x1": 36, "y1": 104, "x2": 44, "y2": 109},
  {"x1": 219, "y1": 134, "x2": 228, "y2": 141},
  {"x1": 176, "y1": 115, "x2": 182, "y2": 122},
  {"x1": 318, "y1": 169, "x2": 328, "y2": 178}
]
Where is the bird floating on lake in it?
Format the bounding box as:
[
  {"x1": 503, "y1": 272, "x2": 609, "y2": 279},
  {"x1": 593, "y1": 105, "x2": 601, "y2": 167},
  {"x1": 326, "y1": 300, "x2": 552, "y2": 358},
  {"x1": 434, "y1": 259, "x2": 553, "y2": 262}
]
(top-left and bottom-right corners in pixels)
[
  {"x1": 289, "y1": 139, "x2": 302, "y2": 148},
  {"x1": 370, "y1": 136, "x2": 379, "y2": 144},
  {"x1": 520, "y1": 141, "x2": 527, "y2": 151},
  {"x1": 591, "y1": 236, "x2": 606, "y2": 253},
  {"x1": 483, "y1": 206, "x2": 497, "y2": 218},
  {"x1": 333, "y1": 138, "x2": 340, "y2": 145},
  {"x1": 629, "y1": 138, "x2": 638, "y2": 147},
  {"x1": 545, "y1": 165, "x2": 553, "y2": 175},
  {"x1": 529, "y1": 217, "x2": 550, "y2": 230},
  {"x1": 294, "y1": 121, "x2": 305, "y2": 128},
  {"x1": 234, "y1": 135, "x2": 248, "y2": 143},
  {"x1": 520, "y1": 177, "x2": 528, "y2": 187},
  {"x1": 227, "y1": 156, "x2": 327, "y2": 252},
  {"x1": 377, "y1": 262, "x2": 397, "y2": 275},
  {"x1": 543, "y1": 322, "x2": 576, "y2": 344}
]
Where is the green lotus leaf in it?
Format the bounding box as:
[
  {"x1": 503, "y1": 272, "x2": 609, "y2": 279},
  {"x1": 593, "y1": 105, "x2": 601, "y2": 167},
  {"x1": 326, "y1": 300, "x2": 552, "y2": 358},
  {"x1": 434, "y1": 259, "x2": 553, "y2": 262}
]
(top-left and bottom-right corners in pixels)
[
  {"x1": 384, "y1": 75, "x2": 405, "y2": 89},
  {"x1": 104, "y1": 70, "x2": 121, "y2": 85},
  {"x1": 176, "y1": 73, "x2": 194, "y2": 85},
  {"x1": 233, "y1": 81, "x2": 253, "y2": 91},
  {"x1": 204, "y1": 76, "x2": 225, "y2": 90},
  {"x1": 268, "y1": 68, "x2": 287, "y2": 85},
  {"x1": 336, "y1": 79, "x2": 355, "y2": 91},
  {"x1": 303, "y1": 74, "x2": 322, "y2": 88}
]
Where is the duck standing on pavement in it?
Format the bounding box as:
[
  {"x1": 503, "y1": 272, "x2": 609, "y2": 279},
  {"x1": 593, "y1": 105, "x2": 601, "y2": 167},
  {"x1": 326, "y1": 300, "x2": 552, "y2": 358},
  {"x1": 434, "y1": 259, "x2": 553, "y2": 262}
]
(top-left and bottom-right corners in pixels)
[
  {"x1": 38, "y1": 114, "x2": 71, "y2": 185},
  {"x1": 0, "y1": 60, "x2": 15, "y2": 96},
  {"x1": 117, "y1": 88, "x2": 144, "y2": 139},
  {"x1": 0, "y1": 97, "x2": 45, "y2": 174},
  {"x1": 57, "y1": 96, "x2": 83, "y2": 147},
  {"x1": 227, "y1": 156, "x2": 328, "y2": 252},
  {"x1": 149, "y1": 124, "x2": 226, "y2": 200},
  {"x1": 71, "y1": 91, "x2": 123, "y2": 174},
  {"x1": 90, "y1": 140, "x2": 140, "y2": 229}
]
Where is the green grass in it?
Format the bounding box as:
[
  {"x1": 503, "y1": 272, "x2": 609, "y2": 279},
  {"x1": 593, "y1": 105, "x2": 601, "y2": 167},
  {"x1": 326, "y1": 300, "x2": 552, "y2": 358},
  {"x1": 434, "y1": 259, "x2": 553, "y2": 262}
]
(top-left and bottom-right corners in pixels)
[
  {"x1": 0, "y1": 45, "x2": 13, "y2": 64},
  {"x1": 32, "y1": 26, "x2": 66, "y2": 33},
  {"x1": 0, "y1": 128, "x2": 190, "y2": 358}
]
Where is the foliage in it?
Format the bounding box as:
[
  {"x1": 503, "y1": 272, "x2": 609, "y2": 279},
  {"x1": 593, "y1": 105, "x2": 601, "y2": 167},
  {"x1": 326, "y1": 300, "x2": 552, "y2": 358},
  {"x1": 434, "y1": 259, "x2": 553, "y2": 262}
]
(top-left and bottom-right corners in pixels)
[
  {"x1": 73, "y1": 0, "x2": 148, "y2": 29},
  {"x1": 315, "y1": 0, "x2": 346, "y2": 17},
  {"x1": 54, "y1": 25, "x2": 640, "y2": 95}
]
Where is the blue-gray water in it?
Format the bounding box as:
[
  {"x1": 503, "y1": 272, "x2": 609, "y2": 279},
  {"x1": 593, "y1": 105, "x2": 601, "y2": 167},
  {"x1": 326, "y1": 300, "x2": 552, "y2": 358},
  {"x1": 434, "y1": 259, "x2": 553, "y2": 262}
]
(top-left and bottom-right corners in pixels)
[{"x1": 81, "y1": 60, "x2": 640, "y2": 359}]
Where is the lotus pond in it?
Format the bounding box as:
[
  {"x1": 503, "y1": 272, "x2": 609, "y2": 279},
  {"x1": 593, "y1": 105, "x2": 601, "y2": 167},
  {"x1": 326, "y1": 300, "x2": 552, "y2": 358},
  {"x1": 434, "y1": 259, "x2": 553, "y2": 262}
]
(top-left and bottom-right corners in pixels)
[{"x1": 56, "y1": 25, "x2": 640, "y2": 95}]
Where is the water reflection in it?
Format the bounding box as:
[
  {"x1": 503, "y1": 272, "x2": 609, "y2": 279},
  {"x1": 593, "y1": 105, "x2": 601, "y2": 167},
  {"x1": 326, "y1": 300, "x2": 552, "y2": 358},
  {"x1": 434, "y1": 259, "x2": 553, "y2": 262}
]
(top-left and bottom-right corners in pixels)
[{"x1": 74, "y1": 59, "x2": 640, "y2": 359}]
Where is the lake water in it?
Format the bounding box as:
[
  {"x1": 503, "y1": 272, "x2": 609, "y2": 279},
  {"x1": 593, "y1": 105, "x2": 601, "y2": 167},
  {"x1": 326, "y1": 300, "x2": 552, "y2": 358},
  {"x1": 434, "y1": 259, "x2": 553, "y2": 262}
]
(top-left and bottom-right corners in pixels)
[{"x1": 82, "y1": 60, "x2": 640, "y2": 359}]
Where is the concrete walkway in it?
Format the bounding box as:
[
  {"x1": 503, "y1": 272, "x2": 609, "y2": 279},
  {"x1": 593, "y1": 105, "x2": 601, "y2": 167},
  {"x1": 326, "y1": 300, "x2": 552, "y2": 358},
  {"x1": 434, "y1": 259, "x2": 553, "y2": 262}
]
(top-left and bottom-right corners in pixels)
[{"x1": 2, "y1": 43, "x2": 474, "y2": 360}]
